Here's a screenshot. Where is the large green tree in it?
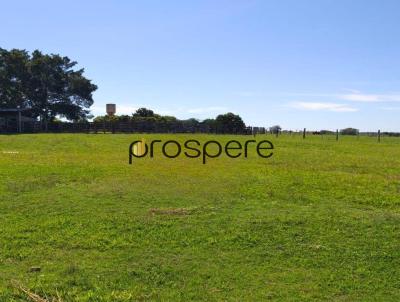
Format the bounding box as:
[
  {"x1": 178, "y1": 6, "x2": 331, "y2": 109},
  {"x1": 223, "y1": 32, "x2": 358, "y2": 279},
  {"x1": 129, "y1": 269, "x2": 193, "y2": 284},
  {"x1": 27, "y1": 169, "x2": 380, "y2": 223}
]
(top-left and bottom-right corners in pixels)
[
  {"x1": 0, "y1": 48, "x2": 97, "y2": 121},
  {"x1": 0, "y1": 48, "x2": 30, "y2": 109},
  {"x1": 215, "y1": 112, "x2": 246, "y2": 133}
]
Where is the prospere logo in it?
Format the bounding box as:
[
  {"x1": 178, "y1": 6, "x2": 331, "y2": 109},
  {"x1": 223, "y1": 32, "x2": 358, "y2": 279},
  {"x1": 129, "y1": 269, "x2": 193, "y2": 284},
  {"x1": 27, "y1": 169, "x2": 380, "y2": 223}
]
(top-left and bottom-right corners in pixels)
[{"x1": 129, "y1": 138, "x2": 274, "y2": 164}]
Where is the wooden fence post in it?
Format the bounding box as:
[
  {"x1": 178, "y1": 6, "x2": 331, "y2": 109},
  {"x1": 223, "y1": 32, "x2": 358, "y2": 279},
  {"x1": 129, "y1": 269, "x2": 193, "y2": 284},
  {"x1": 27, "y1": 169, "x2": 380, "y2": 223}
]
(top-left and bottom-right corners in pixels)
[
  {"x1": 378, "y1": 129, "x2": 381, "y2": 143},
  {"x1": 336, "y1": 129, "x2": 339, "y2": 141},
  {"x1": 303, "y1": 128, "x2": 306, "y2": 139}
]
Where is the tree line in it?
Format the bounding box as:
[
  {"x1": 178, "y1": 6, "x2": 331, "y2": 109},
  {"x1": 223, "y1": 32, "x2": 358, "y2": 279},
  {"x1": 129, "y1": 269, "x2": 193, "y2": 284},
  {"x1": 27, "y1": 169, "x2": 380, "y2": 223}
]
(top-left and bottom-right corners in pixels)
[{"x1": 94, "y1": 108, "x2": 247, "y2": 134}]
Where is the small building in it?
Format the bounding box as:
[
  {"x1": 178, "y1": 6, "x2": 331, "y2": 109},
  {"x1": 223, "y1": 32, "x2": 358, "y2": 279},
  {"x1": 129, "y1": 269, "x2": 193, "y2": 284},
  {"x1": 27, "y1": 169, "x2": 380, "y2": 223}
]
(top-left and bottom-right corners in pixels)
[{"x1": 0, "y1": 108, "x2": 36, "y2": 133}]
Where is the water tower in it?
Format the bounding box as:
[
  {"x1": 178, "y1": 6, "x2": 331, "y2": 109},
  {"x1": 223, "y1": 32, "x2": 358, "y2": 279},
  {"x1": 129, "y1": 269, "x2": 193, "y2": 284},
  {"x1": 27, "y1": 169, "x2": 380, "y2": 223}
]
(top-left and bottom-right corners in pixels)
[{"x1": 106, "y1": 104, "x2": 116, "y2": 116}]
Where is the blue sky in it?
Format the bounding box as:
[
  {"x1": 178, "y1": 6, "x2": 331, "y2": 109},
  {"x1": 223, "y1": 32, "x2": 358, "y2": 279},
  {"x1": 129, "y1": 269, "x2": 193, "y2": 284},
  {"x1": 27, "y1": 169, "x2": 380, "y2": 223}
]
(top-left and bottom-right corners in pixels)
[{"x1": 2, "y1": 0, "x2": 400, "y2": 131}]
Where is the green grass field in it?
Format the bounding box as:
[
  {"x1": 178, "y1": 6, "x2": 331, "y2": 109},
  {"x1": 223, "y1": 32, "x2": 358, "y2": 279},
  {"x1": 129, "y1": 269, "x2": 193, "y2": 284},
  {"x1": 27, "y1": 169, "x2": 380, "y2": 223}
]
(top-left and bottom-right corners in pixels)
[{"x1": 1, "y1": 133, "x2": 400, "y2": 301}]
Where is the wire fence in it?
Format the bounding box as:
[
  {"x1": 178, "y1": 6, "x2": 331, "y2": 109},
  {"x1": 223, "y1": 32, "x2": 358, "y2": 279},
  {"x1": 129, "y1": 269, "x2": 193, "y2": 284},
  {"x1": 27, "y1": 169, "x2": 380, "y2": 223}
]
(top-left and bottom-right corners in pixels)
[
  {"x1": 0, "y1": 121, "x2": 397, "y2": 143},
  {"x1": 0, "y1": 120, "x2": 263, "y2": 135}
]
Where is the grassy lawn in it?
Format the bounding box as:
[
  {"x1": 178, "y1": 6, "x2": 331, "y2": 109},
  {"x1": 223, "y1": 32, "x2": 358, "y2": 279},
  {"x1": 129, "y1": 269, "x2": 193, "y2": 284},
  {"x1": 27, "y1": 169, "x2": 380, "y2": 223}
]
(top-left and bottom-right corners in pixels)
[{"x1": 1, "y1": 133, "x2": 400, "y2": 301}]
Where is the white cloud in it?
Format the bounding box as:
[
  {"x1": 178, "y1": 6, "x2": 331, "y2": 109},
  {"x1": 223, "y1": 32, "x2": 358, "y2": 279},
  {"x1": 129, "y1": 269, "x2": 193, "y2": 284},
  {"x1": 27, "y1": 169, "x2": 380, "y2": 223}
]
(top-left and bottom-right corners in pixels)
[
  {"x1": 340, "y1": 94, "x2": 381, "y2": 102},
  {"x1": 289, "y1": 102, "x2": 358, "y2": 112},
  {"x1": 342, "y1": 89, "x2": 361, "y2": 94},
  {"x1": 285, "y1": 91, "x2": 400, "y2": 103},
  {"x1": 380, "y1": 106, "x2": 400, "y2": 111},
  {"x1": 338, "y1": 92, "x2": 400, "y2": 102}
]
